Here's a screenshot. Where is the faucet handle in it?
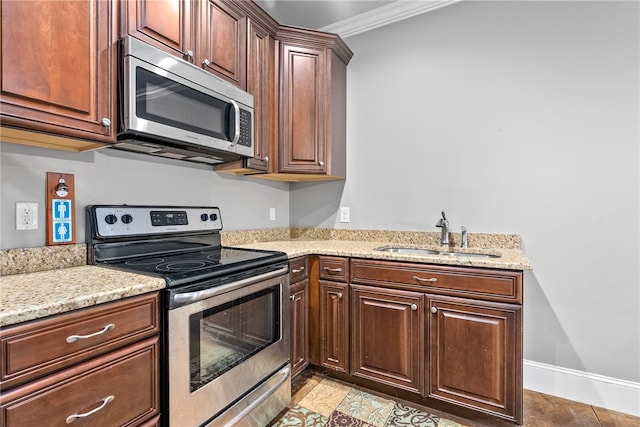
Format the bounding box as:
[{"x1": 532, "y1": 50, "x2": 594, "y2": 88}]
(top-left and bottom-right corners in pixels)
[{"x1": 460, "y1": 226, "x2": 468, "y2": 249}]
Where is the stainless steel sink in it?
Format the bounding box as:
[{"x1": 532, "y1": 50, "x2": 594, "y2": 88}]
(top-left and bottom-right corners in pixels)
[{"x1": 376, "y1": 247, "x2": 500, "y2": 259}]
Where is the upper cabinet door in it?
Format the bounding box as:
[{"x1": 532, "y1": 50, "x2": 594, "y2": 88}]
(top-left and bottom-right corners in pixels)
[
  {"x1": 279, "y1": 43, "x2": 327, "y2": 174},
  {"x1": 124, "y1": 0, "x2": 195, "y2": 63},
  {"x1": 199, "y1": 0, "x2": 247, "y2": 88},
  {"x1": 245, "y1": 18, "x2": 274, "y2": 171},
  {"x1": 0, "y1": 0, "x2": 115, "y2": 143}
]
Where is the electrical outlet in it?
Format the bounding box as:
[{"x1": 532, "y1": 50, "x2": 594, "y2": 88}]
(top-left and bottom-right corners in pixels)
[
  {"x1": 339, "y1": 207, "x2": 350, "y2": 223},
  {"x1": 269, "y1": 207, "x2": 276, "y2": 221},
  {"x1": 16, "y1": 203, "x2": 38, "y2": 230}
]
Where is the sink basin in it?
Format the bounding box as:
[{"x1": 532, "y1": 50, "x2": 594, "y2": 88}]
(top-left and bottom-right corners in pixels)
[{"x1": 376, "y1": 247, "x2": 500, "y2": 259}]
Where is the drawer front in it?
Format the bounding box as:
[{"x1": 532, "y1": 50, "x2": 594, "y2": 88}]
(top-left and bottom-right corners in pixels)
[
  {"x1": 319, "y1": 256, "x2": 349, "y2": 282},
  {"x1": 0, "y1": 337, "x2": 160, "y2": 427},
  {"x1": 1, "y1": 292, "x2": 160, "y2": 389},
  {"x1": 290, "y1": 256, "x2": 308, "y2": 283},
  {"x1": 350, "y1": 259, "x2": 522, "y2": 303}
]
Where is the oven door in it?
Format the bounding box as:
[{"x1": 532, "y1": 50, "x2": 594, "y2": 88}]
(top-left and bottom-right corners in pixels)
[{"x1": 167, "y1": 268, "x2": 290, "y2": 427}]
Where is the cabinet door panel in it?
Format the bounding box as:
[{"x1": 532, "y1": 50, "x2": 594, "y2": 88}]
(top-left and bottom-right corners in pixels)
[
  {"x1": 245, "y1": 18, "x2": 273, "y2": 170},
  {"x1": 319, "y1": 281, "x2": 348, "y2": 372},
  {"x1": 1, "y1": 0, "x2": 114, "y2": 142},
  {"x1": 351, "y1": 285, "x2": 424, "y2": 395},
  {"x1": 201, "y1": 0, "x2": 246, "y2": 88},
  {"x1": 428, "y1": 295, "x2": 522, "y2": 423},
  {"x1": 126, "y1": 0, "x2": 193, "y2": 59},
  {"x1": 280, "y1": 44, "x2": 326, "y2": 173},
  {"x1": 290, "y1": 279, "x2": 309, "y2": 378}
]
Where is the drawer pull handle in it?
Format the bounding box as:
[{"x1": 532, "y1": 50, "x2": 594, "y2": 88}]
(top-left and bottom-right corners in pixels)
[
  {"x1": 431, "y1": 306, "x2": 438, "y2": 314},
  {"x1": 411, "y1": 304, "x2": 418, "y2": 311},
  {"x1": 66, "y1": 395, "x2": 114, "y2": 424},
  {"x1": 324, "y1": 267, "x2": 343, "y2": 273},
  {"x1": 66, "y1": 323, "x2": 115, "y2": 343},
  {"x1": 291, "y1": 267, "x2": 305, "y2": 273},
  {"x1": 413, "y1": 275, "x2": 437, "y2": 283}
]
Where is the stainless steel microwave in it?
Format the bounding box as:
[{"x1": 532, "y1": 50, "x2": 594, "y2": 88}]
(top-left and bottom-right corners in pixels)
[{"x1": 115, "y1": 36, "x2": 254, "y2": 165}]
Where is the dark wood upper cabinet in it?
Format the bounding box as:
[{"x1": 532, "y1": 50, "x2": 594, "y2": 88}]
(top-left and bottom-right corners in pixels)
[
  {"x1": 272, "y1": 28, "x2": 352, "y2": 180},
  {"x1": 199, "y1": 0, "x2": 247, "y2": 88},
  {"x1": 123, "y1": 0, "x2": 195, "y2": 62},
  {"x1": 244, "y1": 17, "x2": 275, "y2": 171},
  {"x1": 0, "y1": 0, "x2": 115, "y2": 149}
]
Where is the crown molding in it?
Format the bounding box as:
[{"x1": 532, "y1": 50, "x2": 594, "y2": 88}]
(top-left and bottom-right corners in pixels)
[{"x1": 320, "y1": 0, "x2": 462, "y2": 38}]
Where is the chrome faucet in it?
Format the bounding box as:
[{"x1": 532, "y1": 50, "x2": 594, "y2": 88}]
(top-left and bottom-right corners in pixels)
[
  {"x1": 460, "y1": 226, "x2": 468, "y2": 249},
  {"x1": 435, "y1": 211, "x2": 449, "y2": 247}
]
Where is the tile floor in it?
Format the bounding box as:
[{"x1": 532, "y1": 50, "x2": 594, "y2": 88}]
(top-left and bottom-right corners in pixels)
[
  {"x1": 271, "y1": 371, "x2": 640, "y2": 427},
  {"x1": 271, "y1": 373, "x2": 467, "y2": 427}
]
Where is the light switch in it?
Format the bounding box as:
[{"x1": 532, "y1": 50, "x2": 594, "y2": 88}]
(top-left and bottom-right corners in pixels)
[{"x1": 269, "y1": 207, "x2": 276, "y2": 221}]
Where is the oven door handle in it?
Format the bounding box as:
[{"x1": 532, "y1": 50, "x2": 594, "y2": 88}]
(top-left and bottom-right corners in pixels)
[{"x1": 172, "y1": 265, "x2": 289, "y2": 305}]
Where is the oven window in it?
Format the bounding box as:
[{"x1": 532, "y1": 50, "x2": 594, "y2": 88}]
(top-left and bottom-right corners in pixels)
[
  {"x1": 135, "y1": 67, "x2": 231, "y2": 140},
  {"x1": 189, "y1": 286, "x2": 280, "y2": 392}
]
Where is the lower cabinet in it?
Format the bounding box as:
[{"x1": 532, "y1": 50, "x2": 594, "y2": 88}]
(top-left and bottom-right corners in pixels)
[
  {"x1": 319, "y1": 280, "x2": 349, "y2": 373},
  {"x1": 290, "y1": 278, "x2": 309, "y2": 378},
  {"x1": 0, "y1": 337, "x2": 159, "y2": 427},
  {"x1": 428, "y1": 295, "x2": 522, "y2": 423},
  {"x1": 312, "y1": 257, "x2": 524, "y2": 426},
  {"x1": 0, "y1": 292, "x2": 161, "y2": 426},
  {"x1": 350, "y1": 285, "x2": 424, "y2": 395}
]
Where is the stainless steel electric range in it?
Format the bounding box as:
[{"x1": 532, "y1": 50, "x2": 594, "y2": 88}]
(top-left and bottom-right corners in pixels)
[{"x1": 86, "y1": 205, "x2": 291, "y2": 427}]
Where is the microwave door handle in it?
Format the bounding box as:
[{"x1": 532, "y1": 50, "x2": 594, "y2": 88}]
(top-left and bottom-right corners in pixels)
[{"x1": 229, "y1": 99, "x2": 240, "y2": 146}]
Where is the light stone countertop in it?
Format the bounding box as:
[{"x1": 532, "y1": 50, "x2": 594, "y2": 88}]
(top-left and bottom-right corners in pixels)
[
  {"x1": 236, "y1": 239, "x2": 533, "y2": 271},
  {"x1": 0, "y1": 266, "x2": 165, "y2": 328},
  {"x1": 0, "y1": 230, "x2": 532, "y2": 328}
]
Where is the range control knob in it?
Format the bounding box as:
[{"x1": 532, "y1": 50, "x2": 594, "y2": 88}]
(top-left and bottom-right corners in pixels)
[
  {"x1": 200, "y1": 213, "x2": 209, "y2": 221},
  {"x1": 209, "y1": 213, "x2": 218, "y2": 221},
  {"x1": 105, "y1": 214, "x2": 118, "y2": 225},
  {"x1": 121, "y1": 214, "x2": 133, "y2": 224}
]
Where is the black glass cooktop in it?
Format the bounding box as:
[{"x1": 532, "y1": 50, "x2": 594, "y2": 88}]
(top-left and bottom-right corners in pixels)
[{"x1": 100, "y1": 245, "x2": 288, "y2": 287}]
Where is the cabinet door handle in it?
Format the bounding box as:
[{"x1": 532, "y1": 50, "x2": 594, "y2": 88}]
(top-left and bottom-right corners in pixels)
[
  {"x1": 66, "y1": 395, "x2": 114, "y2": 424},
  {"x1": 291, "y1": 266, "x2": 305, "y2": 273},
  {"x1": 290, "y1": 295, "x2": 295, "y2": 300},
  {"x1": 184, "y1": 50, "x2": 194, "y2": 62},
  {"x1": 413, "y1": 275, "x2": 437, "y2": 283},
  {"x1": 324, "y1": 267, "x2": 343, "y2": 273},
  {"x1": 264, "y1": 156, "x2": 269, "y2": 162},
  {"x1": 203, "y1": 58, "x2": 211, "y2": 66},
  {"x1": 411, "y1": 304, "x2": 418, "y2": 311},
  {"x1": 335, "y1": 292, "x2": 343, "y2": 299},
  {"x1": 66, "y1": 323, "x2": 115, "y2": 343},
  {"x1": 431, "y1": 306, "x2": 438, "y2": 314}
]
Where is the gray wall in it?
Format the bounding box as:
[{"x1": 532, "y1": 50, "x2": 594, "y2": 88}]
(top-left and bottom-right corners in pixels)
[
  {"x1": 0, "y1": 143, "x2": 290, "y2": 248},
  {"x1": 292, "y1": 1, "x2": 640, "y2": 383}
]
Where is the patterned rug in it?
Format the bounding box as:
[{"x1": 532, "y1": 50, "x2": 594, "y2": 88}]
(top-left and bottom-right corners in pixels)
[{"x1": 271, "y1": 375, "x2": 468, "y2": 427}]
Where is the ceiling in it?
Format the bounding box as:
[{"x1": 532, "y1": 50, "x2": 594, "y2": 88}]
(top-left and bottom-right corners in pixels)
[{"x1": 253, "y1": 0, "x2": 461, "y2": 38}]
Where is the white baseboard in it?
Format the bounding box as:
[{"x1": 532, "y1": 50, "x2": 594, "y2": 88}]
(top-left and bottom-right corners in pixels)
[{"x1": 524, "y1": 359, "x2": 640, "y2": 417}]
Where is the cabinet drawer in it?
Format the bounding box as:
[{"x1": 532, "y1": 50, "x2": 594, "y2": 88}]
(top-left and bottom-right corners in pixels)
[
  {"x1": 319, "y1": 256, "x2": 349, "y2": 282},
  {"x1": 0, "y1": 337, "x2": 159, "y2": 427},
  {"x1": 290, "y1": 256, "x2": 308, "y2": 283},
  {"x1": 350, "y1": 259, "x2": 522, "y2": 303},
  {"x1": 0, "y1": 292, "x2": 160, "y2": 389}
]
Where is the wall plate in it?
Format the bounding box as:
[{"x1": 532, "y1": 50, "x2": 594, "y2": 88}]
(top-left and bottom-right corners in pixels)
[{"x1": 46, "y1": 172, "x2": 75, "y2": 245}]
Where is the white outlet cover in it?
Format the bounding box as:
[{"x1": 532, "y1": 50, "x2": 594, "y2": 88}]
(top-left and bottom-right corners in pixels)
[
  {"x1": 269, "y1": 207, "x2": 276, "y2": 221},
  {"x1": 16, "y1": 202, "x2": 38, "y2": 230},
  {"x1": 340, "y1": 207, "x2": 350, "y2": 223}
]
